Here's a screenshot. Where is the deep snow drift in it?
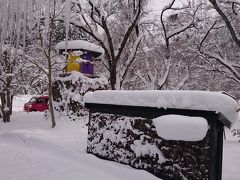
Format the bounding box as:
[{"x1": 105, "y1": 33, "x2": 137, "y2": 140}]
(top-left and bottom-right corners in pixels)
[
  {"x1": 0, "y1": 112, "x2": 161, "y2": 180},
  {"x1": 0, "y1": 95, "x2": 239, "y2": 180}
]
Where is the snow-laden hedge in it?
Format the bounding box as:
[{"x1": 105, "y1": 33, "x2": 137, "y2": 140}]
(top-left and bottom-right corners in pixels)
[
  {"x1": 87, "y1": 112, "x2": 211, "y2": 180},
  {"x1": 53, "y1": 72, "x2": 108, "y2": 120}
]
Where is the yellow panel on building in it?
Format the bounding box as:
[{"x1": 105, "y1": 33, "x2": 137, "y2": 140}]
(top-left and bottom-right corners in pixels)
[{"x1": 66, "y1": 53, "x2": 81, "y2": 72}]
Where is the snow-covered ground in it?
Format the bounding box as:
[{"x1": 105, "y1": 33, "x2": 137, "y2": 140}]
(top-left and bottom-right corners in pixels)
[{"x1": 0, "y1": 95, "x2": 239, "y2": 180}]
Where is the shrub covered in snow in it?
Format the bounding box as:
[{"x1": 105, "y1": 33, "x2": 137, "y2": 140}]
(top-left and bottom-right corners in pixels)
[
  {"x1": 87, "y1": 112, "x2": 211, "y2": 179},
  {"x1": 85, "y1": 90, "x2": 236, "y2": 179},
  {"x1": 53, "y1": 72, "x2": 108, "y2": 121},
  {"x1": 231, "y1": 129, "x2": 240, "y2": 141}
]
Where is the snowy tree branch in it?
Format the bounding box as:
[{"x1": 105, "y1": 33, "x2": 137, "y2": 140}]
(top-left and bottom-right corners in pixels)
[
  {"x1": 199, "y1": 21, "x2": 217, "y2": 47},
  {"x1": 198, "y1": 51, "x2": 240, "y2": 84},
  {"x1": 209, "y1": 0, "x2": 240, "y2": 48},
  {"x1": 115, "y1": 0, "x2": 142, "y2": 63},
  {"x1": 119, "y1": 34, "x2": 143, "y2": 87}
]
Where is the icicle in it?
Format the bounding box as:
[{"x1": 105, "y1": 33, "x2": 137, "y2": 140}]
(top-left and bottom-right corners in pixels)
[
  {"x1": 45, "y1": 0, "x2": 50, "y2": 32},
  {"x1": 64, "y1": 0, "x2": 71, "y2": 59},
  {"x1": 16, "y1": 0, "x2": 21, "y2": 49},
  {"x1": 22, "y1": 0, "x2": 29, "y2": 51},
  {"x1": 1, "y1": 0, "x2": 9, "y2": 49},
  {"x1": 0, "y1": 0, "x2": 4, "y2": 51},
  {"x1": 9, "y1": 0, "x2": 16, "y2": 47},
  {"x1": 28, "y1": 0, "x2": 34, "y2": 30},
  {"x1": 43, "y1": 0, "x2": 51, "y2": 48},
  {"x1": 0, "y1": 0, "x2": 2, "y2": 21},
  {"x1": 36, "y1": 0, "x2": 42, "y2": 35}
]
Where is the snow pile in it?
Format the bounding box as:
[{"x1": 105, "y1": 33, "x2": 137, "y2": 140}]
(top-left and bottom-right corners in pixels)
[
  {"x1": 12, "y1": 95, "x2": 36, "y2": 112},
  {"x1": 0, "y1": 112, "x2": 162, "y2": 180},
  {"x1": 84, "y1": 90, "x2": 239, "y2": 126},
  {"x1": 153, "y1": 115, "x2": 209, "y2": 141}
]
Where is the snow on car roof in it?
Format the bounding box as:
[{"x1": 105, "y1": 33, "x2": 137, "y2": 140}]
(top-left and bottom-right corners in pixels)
[{"x1": 84, "y1": 90, "x2": 239, "y2": 126}]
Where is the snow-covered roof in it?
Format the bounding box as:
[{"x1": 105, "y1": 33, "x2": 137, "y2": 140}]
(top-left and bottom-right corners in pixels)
[
  {"x1": 55, "y1": 40, "x2": 104, "y2": 54},
  {"x1": 84, "y1": 90, "x2": 239, "y2": 126}
]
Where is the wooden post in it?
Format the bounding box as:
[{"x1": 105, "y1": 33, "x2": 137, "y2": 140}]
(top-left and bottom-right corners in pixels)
[{"x1": 208, "y1": 114, "x2": 224, "y2": 180}]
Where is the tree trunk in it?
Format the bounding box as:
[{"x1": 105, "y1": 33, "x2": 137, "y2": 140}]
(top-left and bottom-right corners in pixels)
[
  {"x1": 110, "y1": 65, "x2": 117, "y2": 90},
  {"x1": 0, "y1": 92, "x2": 10, "y2": 123},
  {"x1": 47, "y1": 58, "x2": 56, "y2": 128},
  {"x1": 48, "y1": 83, "x2": 56, "y2": 128},
  {"x1": 47, "y1": 5, "x2": 56, "y2": 128},
  {"x1": 9, "y1": 95, "x2": 13, "y2": 115}
]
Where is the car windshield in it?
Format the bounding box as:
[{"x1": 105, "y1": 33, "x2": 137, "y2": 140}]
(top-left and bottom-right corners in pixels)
[{"x1": 28, "y1": 97, "x2": 37, "y2": 103}]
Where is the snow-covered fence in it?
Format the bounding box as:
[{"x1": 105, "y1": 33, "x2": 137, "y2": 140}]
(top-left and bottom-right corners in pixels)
[{"x1": 84, "y1": 90, "x2": 239, "y2": 180}]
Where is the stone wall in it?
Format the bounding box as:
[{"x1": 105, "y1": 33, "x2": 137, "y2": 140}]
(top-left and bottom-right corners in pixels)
[{"x1": 87, "y1": 112, "x2": 211, "y2": 180}]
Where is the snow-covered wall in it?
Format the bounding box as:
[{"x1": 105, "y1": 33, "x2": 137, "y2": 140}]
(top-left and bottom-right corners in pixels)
[
  {"x1": 84, "y1": 90, "x2": 239, "y2": 126},
  {"x1": 87, "y1": 112, "x2": 211, "y2": 179}
]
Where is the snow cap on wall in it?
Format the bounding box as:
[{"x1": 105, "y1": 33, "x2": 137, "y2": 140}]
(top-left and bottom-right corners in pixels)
[
  {"x1": 84, "y1": 90, "x2": 239, "y2": 126},
  {"x1": 153, "y1": 115, "x2": 209, "y2": 141}
]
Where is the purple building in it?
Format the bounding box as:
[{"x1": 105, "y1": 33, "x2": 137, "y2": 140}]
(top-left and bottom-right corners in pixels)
[
  {"x1": 81, "y1": 52, "x2": 94, "y2": 75},
  {"x1": 56, "y1": 40, "x2": 104, "y2": 76}
]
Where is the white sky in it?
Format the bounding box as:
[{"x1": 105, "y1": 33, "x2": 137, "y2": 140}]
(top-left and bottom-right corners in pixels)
[
  {"x1": 150, "y1": 0, "x2": 170, "y2": 12},
  {"x1": 149, "y1": 0, "x2": 189, "y2": 15}
]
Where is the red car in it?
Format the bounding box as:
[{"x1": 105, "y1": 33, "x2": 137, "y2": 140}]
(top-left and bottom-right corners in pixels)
[{"x1": 23, "y1": 96, "x2": 49, "y2": 112}]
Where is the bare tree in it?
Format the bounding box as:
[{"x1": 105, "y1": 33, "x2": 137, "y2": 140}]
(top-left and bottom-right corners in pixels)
[
  {"x1": 209, "y1": 0, "x2": 240, "y2": 48},
  {"x1": 24, "y1": 0, "x2": 66, "y2": 128},
  {"x1": 195, "y1": 1, "x2": 240, "y2": 90},
  {"x1": 160, "y1": 0, "x2": 201, "y2": 88},
  {"x1": 133, "y1": 0, "x2": 200, "y2": 90},
  {"x1": 0, "y1": 49, "x2": 14, "y2": 122},
  {"x1": 65, "y1": 0, "x2": 145, "y2": 89},
  {"x1": 0, "y1": 0, "x2": 28, "y2": 122}
]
